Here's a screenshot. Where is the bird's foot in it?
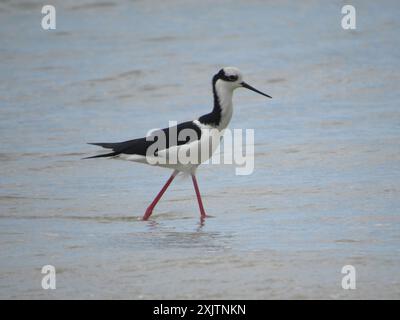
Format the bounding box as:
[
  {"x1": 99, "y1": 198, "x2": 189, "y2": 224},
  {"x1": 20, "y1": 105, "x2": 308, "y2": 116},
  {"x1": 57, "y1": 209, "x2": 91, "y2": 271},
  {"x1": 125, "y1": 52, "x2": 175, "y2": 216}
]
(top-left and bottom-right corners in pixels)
[{"x1": 142, "y1": 208, "x2": 153, "y2": 221}]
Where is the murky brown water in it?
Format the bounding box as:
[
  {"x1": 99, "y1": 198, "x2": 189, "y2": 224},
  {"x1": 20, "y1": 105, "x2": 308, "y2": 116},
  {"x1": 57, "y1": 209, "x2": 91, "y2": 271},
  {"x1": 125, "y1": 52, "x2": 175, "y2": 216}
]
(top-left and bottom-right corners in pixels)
[{"x1": 0, "y1": 0, "x2": 400, "y2": 299}]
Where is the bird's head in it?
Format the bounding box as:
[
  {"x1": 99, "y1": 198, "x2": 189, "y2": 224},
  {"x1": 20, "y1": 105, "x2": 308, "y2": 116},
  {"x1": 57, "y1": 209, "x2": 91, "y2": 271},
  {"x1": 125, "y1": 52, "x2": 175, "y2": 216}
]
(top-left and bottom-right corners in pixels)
[{"x1": 213, "y1": 67, "x2": 272, "y2": 98}]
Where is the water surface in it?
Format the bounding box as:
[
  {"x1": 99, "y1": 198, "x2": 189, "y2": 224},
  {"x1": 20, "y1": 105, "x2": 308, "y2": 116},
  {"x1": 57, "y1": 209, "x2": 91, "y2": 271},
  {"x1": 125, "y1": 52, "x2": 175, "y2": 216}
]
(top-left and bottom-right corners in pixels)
[{"x1": 0, "y1": 0, "x2": 399, "y2": 299}]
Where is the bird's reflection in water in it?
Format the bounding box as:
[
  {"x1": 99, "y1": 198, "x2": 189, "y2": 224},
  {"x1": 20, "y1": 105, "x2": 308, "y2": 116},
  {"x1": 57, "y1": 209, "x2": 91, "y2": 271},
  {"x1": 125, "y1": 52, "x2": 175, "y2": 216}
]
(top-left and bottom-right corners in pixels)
[
  {"x1": 139, "y1": 217, "x2": 229, "y2": 251},
  {"x1": 196, "y1": 216, "x2": 206, "y2": 232},
  {"x1": 143, "y1": 214, "x2": 210, "y2": 232},
  {"x1": 144, "y1": 215, "x2": 213, "y2": 233},
  {"x1": 146, "y1": 220, "x2": 159, "y2": 230}
]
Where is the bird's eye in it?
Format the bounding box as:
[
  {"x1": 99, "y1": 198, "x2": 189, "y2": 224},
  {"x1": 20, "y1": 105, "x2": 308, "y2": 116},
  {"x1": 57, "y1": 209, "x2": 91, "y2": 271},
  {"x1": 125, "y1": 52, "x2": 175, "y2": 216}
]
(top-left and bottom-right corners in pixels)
[{"x1": 227, "y1": 75, "x2": 238, "y2": 81}]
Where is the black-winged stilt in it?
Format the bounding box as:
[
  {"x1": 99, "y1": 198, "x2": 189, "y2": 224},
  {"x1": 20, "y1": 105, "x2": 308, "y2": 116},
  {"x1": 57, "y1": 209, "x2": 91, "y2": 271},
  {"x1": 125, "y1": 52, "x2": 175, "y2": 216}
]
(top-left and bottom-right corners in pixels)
[{"x1": 85, "y1": 67, "x2": 271, "y2": 220}]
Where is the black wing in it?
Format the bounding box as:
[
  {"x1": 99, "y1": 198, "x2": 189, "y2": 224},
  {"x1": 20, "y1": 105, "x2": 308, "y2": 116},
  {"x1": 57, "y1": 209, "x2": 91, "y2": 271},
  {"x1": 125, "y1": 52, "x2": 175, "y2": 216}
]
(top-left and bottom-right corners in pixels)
[{"x1": 84, "y1": 121, "x2": 202, "y2": 159}]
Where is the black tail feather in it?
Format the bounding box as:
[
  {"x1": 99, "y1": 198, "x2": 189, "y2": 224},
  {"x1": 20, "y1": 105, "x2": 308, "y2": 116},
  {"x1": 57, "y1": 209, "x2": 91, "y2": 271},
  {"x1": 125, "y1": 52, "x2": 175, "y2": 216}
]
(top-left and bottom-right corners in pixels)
[
  {"x1": 87, "y1": 142, "x2": 119, "y2": 149},
  {"x1": 82, "y1": 151, "x2": 119, "y2": 160}
]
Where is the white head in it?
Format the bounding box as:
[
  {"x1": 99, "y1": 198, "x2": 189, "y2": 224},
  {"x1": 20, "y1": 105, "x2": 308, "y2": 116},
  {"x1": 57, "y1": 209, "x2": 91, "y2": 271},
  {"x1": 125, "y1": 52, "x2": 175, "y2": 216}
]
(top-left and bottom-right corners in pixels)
[{"x1": 213, "y1": 67, "x2": 272, "y2": 98}]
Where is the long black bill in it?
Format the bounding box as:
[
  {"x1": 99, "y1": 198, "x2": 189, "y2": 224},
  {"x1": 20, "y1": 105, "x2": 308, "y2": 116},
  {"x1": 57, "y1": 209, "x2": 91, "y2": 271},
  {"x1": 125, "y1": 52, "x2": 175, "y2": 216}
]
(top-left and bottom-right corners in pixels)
[{"x1": 241, "y1": 82, "x2": 272, "y2": 98}]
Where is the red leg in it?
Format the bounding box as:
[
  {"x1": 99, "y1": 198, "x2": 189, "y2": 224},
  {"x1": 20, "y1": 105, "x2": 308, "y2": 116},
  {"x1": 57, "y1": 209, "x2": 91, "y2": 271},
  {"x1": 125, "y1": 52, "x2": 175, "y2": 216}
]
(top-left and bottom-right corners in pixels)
[
  {"x1": 191, "y1": 174, "x2": 207, "y2": 218},
  {"x1": 142, "y1": 170, "x2": 178, "y2": 220}
]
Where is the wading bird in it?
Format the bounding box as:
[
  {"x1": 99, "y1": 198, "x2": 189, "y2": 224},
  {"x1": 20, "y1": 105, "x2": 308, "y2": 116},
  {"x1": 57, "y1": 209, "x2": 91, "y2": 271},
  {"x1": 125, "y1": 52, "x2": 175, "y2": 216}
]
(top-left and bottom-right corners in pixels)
[{"x1": 85, "y1": 67, "x2": 271, "y2": 220}]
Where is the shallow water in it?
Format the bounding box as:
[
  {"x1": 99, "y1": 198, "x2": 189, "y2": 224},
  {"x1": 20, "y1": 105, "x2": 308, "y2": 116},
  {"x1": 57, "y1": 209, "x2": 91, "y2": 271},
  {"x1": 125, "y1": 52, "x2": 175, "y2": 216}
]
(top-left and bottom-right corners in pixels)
[{"x1": 1, "y1": 0, "x2": 400, "y2": 299}]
